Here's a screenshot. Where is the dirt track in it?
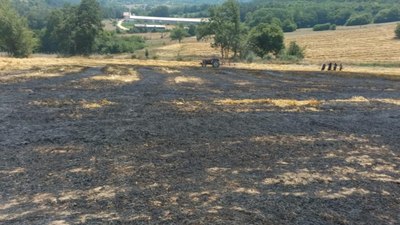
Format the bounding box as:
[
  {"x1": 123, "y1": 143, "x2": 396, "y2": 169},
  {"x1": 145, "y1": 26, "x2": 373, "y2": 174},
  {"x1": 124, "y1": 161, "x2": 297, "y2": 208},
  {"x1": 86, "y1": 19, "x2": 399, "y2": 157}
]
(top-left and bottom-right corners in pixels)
[{"x1": 0, "y1": 65, "x2": 399, "y2": 224}]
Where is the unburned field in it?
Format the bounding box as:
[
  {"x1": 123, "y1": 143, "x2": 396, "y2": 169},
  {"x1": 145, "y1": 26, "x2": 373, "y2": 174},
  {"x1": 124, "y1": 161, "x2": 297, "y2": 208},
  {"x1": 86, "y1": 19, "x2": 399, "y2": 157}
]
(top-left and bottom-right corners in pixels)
[
  {"x1": 0, "y1": 64, "x2": 399, "y2": 224},
  {"x1": 130, "y1": 22, "x2": 400, "y2": 65},
  {"x1": 285, "y1": 23, "x2": 400, "y2": 64}
]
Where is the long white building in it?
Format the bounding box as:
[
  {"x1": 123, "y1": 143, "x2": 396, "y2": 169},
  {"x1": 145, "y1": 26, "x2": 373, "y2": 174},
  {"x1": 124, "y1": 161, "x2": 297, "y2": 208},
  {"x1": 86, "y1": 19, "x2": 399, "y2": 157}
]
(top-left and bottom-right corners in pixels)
[{"x1": 123, "y1": 12, "x2": 208, "y2": 23}]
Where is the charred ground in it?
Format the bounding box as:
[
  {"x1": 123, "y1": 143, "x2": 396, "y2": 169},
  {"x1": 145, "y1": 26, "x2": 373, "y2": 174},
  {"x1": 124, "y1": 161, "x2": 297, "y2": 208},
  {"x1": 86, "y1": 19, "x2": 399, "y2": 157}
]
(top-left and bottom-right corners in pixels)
[{"x1": 0, "y1": 65, "x2": 399, "y2": 224}]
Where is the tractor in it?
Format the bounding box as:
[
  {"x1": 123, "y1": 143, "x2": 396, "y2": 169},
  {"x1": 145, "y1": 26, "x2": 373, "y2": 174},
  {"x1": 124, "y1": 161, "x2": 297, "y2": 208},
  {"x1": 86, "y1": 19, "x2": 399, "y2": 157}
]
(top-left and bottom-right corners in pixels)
[{"x1": 201, "y1": 58, "x2": 220, "y2": 68}]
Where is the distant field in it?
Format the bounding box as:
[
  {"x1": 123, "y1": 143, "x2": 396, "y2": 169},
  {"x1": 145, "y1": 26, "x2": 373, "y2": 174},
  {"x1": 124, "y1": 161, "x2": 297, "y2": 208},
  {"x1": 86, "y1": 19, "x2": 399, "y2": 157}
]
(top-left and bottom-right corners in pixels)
[
  {"x1": 139, "y1": 22, "x2": 400, "y2": 66},
  {"x1": 285, "y1": 23, "x2": 400, "y2": 64},
  {"x1": 102, "y1": 20, "x2": 400, "y2": 66}
]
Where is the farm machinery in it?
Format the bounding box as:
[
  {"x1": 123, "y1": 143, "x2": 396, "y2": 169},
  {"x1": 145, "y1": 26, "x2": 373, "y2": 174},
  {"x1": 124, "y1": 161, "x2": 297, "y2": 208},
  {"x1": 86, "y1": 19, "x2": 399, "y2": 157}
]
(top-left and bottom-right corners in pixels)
[{"x1": 201, "y1": 58, "x2": 220, "y2": 68}]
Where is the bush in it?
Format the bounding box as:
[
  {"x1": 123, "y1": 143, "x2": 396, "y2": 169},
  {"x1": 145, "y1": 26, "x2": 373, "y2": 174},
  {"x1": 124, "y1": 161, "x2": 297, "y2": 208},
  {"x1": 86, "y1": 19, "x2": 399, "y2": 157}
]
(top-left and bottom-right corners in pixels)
[
  {"x1": 95, "y1": 31, "x2": 145, "y2": 54},
  {"x1": 245, "y1": 52, "x2": 256, "y2": 63},
  {"x1": 313, "y1": 23, "x2": 336, "y2": 31},
  {"x1": 170, "y1": 25, "x2": 189, "y2": 43},
  {"x1": 286, "y1": 41, "x2": 305, "y2": 59},
  {"x1": 278, "y1": 41, "x2": 305, "y2": 61},
  {"x1": 313, "y1": 23, "x2": 331, "y2": 31},
  {"x1": 396, "y1": 23, "x2": 400, "y2": 39},
  {"x1": 247, "y1": 23, "x2": 284, "y2": 58},
  {"x1": 346, "y1": 13, "x2": 372, "y2": 26},
  {"x1": 333, "y1": 8, "x2": 352, "y2": 25}
]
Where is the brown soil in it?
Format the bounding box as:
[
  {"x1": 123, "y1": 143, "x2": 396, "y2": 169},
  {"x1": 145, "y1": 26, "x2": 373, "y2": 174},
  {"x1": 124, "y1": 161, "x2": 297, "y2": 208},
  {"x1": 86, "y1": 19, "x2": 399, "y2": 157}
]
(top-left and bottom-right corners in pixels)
[{"x1": 0, "y1": 65, "x2": 399, "y2": 224}]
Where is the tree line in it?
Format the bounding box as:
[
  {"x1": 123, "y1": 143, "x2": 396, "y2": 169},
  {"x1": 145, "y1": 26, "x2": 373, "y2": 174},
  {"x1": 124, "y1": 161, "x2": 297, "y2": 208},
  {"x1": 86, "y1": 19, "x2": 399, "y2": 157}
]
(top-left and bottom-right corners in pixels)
[
  {"x1": 0, "y1": 0, "x2": 145, "y2": 57},
  {"x1": 132, "y1": 0, "x2": 400, "y2": 32},
  {"x1": 9, "y1": 0, "x2": 400, "y2": 30},
  {"x1": 241, "y1": 0, "x2": 400, "y2": 30}
]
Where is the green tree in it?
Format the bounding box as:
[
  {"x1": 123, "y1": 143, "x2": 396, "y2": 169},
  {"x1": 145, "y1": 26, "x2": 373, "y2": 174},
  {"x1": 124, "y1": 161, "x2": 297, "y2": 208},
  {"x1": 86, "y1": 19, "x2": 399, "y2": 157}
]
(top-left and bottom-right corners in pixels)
[
  {"x1": 246, "y1": 8, "x2": 296, "y2": 32},
  {"x1": 0, "y1": 0, "x2": 36, "y2": 57},
  {"x1": 395, "y1": 23, "x2": 400, "y2": 39},
  {"x1": 246, "y1": 8, "x2": 275, "y2": 28},
  {"x1": 332, "y1": 8, "x2": 352, "y2": 26},
  {"x1": 187, "y1": 24, "x2": 197, "y2": 37},
  {"x1": 247, "y1": 23, "x2": 284, "y2": 59},
  {"x1": 197, "y1": 0, "x2": 242, "y2": 59},
  {"x1": 294, "y1": 8, "x2": 318, "y2": 28},
  {"x1": 41, "y1": 0, "x2": 102, "y2": 55},
  {"x1": 374, "y1": 8, "x2": 400, "y2": 23},
  {"x1": 75, "y1": 0, "x2": 103, "y2": 55},
  {"x1": 41, "y1": 6, "x2": 78, "y2": 54},
  {"x1": 149, "y1": 6, "x2": 169, "y2": 17},
  {"x1": 170, "y1": 25, "x2": 189, "y2": 43}
]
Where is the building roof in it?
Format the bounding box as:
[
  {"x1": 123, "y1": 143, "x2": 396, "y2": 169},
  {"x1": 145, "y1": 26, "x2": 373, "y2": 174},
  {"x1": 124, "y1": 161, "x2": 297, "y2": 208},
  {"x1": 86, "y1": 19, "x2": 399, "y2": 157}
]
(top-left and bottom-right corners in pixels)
[
  {"x1": 134, "y1": 24, "x2": 166, "y2": 28},
  {"x1": 124, "y1": 13, "x2": 208, "y2": 23}
]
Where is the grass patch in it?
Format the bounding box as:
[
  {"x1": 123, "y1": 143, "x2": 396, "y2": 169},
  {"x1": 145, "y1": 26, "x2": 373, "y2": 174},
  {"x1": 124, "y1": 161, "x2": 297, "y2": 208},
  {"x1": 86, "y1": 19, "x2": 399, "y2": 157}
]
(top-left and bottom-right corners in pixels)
[
  {"x1": 94, "y1": 65, "x2": 140, "y2": 83},
  {"x1": 30, "y1": 99, "x2": 116, "y2": 109},
  {"x1": 214, "y1": 98, "x2": 322, "y2": 108}
]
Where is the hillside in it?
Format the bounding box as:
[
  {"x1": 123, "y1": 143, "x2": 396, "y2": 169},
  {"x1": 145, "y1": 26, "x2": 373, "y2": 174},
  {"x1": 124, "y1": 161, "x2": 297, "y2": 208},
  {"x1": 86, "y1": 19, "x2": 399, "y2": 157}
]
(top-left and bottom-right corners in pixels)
[{"x1": 140, "y1": 22, "x2": 400, "y2": 66}]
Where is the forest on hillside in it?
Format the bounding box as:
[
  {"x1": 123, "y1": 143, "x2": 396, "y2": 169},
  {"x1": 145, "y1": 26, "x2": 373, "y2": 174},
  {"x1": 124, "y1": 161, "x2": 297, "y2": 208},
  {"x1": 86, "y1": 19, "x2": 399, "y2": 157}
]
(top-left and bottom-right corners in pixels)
[{"x1": 11, "y1": 0, "x2": 400, "y2": 29}]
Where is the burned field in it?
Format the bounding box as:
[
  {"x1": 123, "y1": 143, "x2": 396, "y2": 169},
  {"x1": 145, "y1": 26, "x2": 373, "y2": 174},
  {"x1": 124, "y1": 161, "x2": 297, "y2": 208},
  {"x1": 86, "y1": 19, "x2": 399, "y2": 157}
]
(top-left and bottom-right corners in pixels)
[{"x1": 0, "y1": 65, "x2": 399, "y2": 224}]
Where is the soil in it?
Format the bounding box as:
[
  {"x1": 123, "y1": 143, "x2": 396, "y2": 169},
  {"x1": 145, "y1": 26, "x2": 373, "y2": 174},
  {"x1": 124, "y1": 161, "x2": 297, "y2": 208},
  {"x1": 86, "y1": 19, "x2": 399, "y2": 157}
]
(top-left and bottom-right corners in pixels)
[{"x1": 0, "y1": 65, "x2": 399, "y2": 224}]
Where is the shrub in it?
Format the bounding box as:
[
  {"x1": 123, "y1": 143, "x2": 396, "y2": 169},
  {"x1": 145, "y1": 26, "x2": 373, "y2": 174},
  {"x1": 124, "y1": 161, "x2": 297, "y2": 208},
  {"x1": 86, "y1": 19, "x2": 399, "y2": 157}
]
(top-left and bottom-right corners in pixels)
[
  {"x1": 396, "y1": 23, "x2": 400, "y2": 39},
  {"x1": 313, "y1": 23, "x2": 336, "y2": 31},
  {"x1": 246, "y1": 52, "x2": 256, "y2": 63},
  {"x1": 278, "y1": 41, "x2": 305, "y2": 61},
  {"x1": 346, "y1": 13, "x2": 372, "y2": 26},
  {"x1": 313, "y1": 23, "x2": 331, "y2": 31},
  {"x1": 286, "y1": 41, "x2": 305, "y2": 59},
  {"x1": 170, "y1": 25, "x2": 189, "y2": 43}
]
